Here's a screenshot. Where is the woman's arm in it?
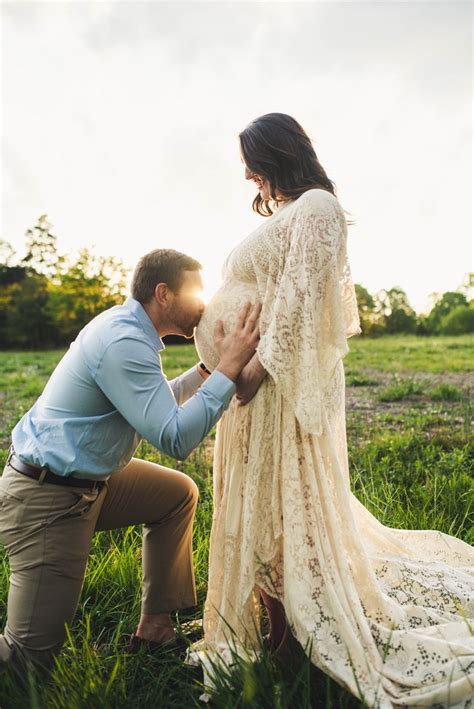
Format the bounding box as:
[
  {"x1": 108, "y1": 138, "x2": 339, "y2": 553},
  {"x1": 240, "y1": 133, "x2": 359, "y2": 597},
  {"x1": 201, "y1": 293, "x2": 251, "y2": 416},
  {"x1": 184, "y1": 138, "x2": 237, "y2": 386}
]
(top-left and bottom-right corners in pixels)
[{"x1": 235, "y1": 353, "x2": 267, "y2": 406}]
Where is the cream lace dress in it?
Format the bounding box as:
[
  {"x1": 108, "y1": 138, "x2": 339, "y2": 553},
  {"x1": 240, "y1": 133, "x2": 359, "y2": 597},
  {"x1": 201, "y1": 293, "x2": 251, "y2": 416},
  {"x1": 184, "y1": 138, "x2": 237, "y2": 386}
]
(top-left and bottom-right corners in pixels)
[{"x1": 190, "y1": 189, "x2": 474, "y2": 707}]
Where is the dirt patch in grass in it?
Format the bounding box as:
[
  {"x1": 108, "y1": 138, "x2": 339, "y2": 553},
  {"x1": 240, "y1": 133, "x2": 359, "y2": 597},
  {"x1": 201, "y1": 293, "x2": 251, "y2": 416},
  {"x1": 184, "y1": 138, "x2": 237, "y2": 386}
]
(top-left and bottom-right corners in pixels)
[
  {"x1": 346, "y1": 368, "x2": 471, "y2": 408},
  {"x1": 345, "y1": 368, "x2": 472, "y2": 440}
]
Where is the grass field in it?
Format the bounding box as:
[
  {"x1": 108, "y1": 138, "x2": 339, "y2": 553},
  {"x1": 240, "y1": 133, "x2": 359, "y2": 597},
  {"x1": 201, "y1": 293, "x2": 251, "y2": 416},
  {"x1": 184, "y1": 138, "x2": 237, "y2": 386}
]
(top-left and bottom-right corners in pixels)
[{"x1": 0, "y1": 335, "x2": 472, "y2": 707}]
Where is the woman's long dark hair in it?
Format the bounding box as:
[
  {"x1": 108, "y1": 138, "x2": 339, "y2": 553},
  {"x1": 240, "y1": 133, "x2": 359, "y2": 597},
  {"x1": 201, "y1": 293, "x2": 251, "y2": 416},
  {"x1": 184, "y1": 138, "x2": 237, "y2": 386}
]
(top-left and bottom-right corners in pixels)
[{"x1": 239, "y1": 113, "x2": 337, "y2": 217}]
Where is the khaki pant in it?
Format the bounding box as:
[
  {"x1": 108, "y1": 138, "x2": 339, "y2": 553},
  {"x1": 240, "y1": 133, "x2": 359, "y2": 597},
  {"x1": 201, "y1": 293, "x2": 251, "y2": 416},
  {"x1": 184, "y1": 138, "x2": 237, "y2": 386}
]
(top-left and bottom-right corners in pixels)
[{"x1": 0, "y1": 457, "x2": 199, "y2": 670}]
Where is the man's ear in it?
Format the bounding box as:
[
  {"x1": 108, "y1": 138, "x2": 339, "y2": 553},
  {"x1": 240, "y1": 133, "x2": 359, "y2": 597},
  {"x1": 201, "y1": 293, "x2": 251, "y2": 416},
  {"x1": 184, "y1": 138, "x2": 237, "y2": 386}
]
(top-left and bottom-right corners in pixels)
[{"x1": 154, "y1": 282, "x2": 170, "y2": 308}]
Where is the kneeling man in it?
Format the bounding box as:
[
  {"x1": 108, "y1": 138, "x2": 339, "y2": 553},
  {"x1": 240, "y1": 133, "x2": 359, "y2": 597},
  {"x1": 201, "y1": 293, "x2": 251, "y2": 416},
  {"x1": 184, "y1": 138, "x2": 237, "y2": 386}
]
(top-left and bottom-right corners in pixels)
[{"x1": 0, "y1": 248, "x2": 260, "y2": 671}]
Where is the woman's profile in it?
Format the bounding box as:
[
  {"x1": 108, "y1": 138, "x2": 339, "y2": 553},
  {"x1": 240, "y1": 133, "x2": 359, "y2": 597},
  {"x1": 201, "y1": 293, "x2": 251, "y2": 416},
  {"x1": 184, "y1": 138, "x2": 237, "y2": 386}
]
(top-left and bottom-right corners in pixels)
[{"x1": 190, "y1": 113, "x2": 474, "y2": 707}]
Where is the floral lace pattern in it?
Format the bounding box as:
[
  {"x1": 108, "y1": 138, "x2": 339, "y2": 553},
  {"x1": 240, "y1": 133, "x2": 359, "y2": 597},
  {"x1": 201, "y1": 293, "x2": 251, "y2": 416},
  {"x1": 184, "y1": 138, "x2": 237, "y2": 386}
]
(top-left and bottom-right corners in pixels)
[{"x1": 190, "y1": 190, "x2": 474, "y2": 707}]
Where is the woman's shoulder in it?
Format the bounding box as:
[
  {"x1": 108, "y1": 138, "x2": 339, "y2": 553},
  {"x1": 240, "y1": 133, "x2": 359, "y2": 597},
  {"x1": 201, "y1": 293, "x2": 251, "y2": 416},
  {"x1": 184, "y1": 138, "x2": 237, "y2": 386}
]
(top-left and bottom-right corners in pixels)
[
  {"x1": 284, "y1": 189, "x2": 346, "y2": 241},
  {"x1": 294, "y1": 187, "x2": 339, "y2": 212}
]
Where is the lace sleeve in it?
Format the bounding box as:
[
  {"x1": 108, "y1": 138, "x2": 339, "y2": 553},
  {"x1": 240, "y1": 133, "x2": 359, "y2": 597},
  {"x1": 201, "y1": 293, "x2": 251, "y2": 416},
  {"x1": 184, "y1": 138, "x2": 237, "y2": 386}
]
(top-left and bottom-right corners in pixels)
[{"x1": 256, "y1": 190, "x2": 361, "y2": 436}]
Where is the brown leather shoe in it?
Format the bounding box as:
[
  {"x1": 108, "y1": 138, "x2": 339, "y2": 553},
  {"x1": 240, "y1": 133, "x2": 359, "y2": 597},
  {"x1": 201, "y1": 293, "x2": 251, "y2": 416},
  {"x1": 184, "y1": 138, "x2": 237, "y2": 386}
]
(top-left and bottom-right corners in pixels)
[
  {"x1": 127, "y1": 632, "x2": 188, "y2": 656},
  {"x1": 126, "y1": 624, "x2": 204, "y2": 657}
]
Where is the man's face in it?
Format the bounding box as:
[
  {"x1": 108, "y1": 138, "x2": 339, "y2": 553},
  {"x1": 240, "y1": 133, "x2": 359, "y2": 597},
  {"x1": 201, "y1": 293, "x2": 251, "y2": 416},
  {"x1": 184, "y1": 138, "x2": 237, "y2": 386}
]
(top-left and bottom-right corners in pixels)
[{"x1": 167, "y1": 270, "x2": 205, "y2": 338}]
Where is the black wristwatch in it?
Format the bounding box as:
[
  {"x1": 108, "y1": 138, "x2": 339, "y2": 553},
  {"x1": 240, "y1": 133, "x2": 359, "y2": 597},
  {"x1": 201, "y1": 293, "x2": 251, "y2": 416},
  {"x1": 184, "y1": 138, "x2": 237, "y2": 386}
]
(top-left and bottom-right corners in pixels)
[{"x1": 198, "y1": 361, "x2": 211, "y2": 375}]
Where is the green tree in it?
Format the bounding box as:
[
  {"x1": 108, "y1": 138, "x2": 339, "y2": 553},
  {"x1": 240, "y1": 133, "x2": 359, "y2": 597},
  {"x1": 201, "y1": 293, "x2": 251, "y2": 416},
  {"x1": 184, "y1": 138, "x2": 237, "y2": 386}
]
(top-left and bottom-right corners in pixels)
[
  {"x1": 439, "y1": 303, "x2": 474, "y2": 335},
  {"x1": 46, "y1": 248, "x2": 128, "y2": 344},
  {"x1": 0, "y1": 239, "x2": 15, "y2": 267},
  {"x1": 354, "y1": 284, "x2": 384, "y2": 336},
  {"x1": 426, "y1": 291, "x2": 468, "y2": 334},
  {"x1": 0, "y1": 216, "x2": 129, "y2": 347},
  {"x1": 21, "y1": 214, "x2": 62, "y2": 278},
  {"x1": 0, "y1": 271, "x2": 55, "y2": 348},
  {"x1": 375, "y1": 287, "x2": 417, "y2": 334},
  {"x1": 457, "y1": 272, "x2": 474, "y2": 301},
  {"x1": 0, "y1": 236, "x2": 56, "y2": 348}
]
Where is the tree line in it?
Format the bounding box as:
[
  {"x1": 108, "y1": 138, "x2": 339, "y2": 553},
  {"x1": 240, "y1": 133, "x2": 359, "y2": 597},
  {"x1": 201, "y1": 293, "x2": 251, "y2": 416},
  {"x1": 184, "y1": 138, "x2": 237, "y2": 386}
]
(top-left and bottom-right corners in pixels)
[
  {"x1": 0, "y1": 216, "x2": 128, "y2": 348},
  {"x1": 355, "y1": 280, "x2": 473, "y2": 337},
  {"x1": 0, "y1": 216, "x2": 472, "y2": 349}
]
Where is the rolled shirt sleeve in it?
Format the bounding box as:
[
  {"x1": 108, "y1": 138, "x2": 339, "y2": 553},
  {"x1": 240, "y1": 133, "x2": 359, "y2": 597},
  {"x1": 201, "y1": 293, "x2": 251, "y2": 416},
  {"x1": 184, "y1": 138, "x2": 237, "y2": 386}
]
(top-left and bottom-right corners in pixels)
[{"x1": 94, "y1": 338, "x2": 235, "y2": 460}]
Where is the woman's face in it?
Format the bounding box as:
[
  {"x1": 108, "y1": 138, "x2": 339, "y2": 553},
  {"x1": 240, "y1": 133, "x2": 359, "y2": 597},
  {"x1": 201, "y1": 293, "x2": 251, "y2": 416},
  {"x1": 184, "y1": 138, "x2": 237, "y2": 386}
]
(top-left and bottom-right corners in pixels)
[{"x1": 243, "y1": 162, "x2": 271, "y2": 201}]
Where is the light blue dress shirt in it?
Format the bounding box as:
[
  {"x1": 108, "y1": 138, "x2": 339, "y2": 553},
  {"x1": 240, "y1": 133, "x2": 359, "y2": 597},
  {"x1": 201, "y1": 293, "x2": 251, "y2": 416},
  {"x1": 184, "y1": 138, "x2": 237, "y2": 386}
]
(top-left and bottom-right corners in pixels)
[{"x1": 12, "y1": 297, "x2": 236, "y2": 479}]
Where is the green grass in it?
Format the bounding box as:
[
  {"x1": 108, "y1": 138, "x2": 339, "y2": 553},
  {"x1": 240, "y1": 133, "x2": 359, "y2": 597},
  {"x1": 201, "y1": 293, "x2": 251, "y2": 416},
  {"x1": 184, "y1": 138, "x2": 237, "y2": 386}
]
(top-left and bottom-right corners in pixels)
[
  {"x1": 346, "y1": 334, "x2": 474, "y2": 373},
  {"x1": 429, "y1": 383, "x2": 463, "y2": 401},
  {"x1": 377, "y1": 378, "x2": 425, "y2": 402},
  {"x1": 0, "y1": 336, "x2": 472, "y2": 707},
  {"x1": 345, "y1": 372, "x2": 379, "y2": 387}
]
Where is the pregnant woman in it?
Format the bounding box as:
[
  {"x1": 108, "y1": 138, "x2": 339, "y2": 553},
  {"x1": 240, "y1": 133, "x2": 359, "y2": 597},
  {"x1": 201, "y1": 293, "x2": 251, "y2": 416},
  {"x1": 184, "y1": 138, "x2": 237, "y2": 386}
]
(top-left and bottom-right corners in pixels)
[{"x1": 191, "y1": 113, "x2": 474, "y2": 707}]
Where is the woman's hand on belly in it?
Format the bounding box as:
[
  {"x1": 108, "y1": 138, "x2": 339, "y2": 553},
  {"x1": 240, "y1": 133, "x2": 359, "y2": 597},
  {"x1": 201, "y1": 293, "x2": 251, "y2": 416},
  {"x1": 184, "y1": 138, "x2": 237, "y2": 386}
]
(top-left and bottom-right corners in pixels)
[{"x1": 235, "y1": 354, "x2": 267, "y2": 406}]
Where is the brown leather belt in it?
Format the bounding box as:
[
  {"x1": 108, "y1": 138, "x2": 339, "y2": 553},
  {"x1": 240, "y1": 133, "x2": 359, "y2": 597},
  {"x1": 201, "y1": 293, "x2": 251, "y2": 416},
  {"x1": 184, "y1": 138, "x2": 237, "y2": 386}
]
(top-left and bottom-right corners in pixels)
[{"x1": 7, "y1": 449, "x2": 106, "y2": 491}]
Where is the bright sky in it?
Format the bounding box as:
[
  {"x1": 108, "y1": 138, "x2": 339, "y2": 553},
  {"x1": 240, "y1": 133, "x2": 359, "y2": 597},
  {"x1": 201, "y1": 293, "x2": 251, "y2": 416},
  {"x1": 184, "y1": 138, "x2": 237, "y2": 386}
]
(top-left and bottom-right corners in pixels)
[{"x1": 1, "y1": 0, "x2": 472, "y2": 313}]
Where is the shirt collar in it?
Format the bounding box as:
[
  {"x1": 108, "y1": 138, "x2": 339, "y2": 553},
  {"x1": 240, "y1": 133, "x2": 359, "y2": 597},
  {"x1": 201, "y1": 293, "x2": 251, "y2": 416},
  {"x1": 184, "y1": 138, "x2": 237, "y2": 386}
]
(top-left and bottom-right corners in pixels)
[{"x1": 123, "y1": 297, "x2": 165, "y2": 352}]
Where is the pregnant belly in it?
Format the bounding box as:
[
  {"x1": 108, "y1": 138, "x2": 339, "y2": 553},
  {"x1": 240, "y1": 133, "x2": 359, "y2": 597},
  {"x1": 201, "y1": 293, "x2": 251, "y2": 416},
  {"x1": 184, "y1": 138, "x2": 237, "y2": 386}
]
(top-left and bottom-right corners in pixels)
[{"x1": 194, "y1": 281, "x2": 259, "y2": 371}]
